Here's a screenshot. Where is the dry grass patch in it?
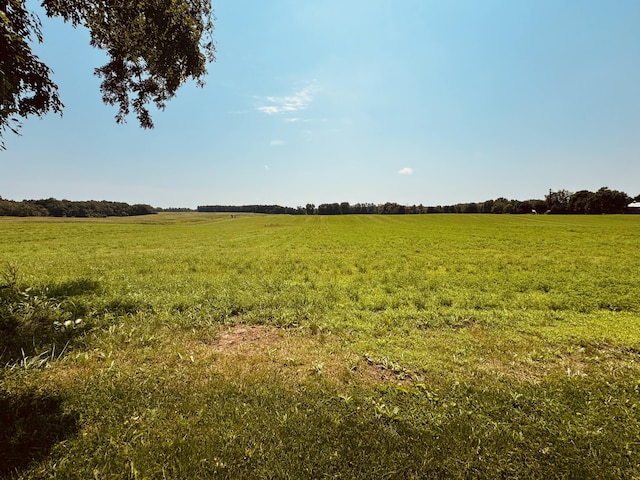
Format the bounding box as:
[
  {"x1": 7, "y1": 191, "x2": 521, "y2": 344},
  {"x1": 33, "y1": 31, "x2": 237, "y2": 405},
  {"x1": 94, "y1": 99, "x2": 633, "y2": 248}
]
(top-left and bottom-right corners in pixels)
[
  {"x1": 473, "y1": 340, "x2": 640, "y2": 383},
  {"x1": 202, "y1": 324, "x2": 416, "y2": 387},
  {"x1": 211, "y1": 325, "x2": 287, "y2": 353},
  {"x1": 207, "y1": 324, "x2": 338, "y2": 382},
  {"x1": 33, "y1": 324, "x2": 418, "y2": 395}
]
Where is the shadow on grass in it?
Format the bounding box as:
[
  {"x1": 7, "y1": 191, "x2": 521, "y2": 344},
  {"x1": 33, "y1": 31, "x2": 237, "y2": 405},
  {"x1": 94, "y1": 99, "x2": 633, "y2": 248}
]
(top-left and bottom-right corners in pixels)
[
  {"x1": 0, "y1": 390, "x2": 79, "y2": 477},
  {"x1": 43, "y1": 277, "x2": 101, "y2": 299},
  {"x1": 0, "y1": 275, "x2": 100, "y2": 366}
]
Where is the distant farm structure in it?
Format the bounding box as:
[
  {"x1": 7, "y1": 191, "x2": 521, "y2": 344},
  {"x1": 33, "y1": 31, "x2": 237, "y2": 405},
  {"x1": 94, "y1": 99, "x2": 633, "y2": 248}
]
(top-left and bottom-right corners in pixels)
[{"x1": 626, "y1": 202, "x2": 640, "y2": 214}]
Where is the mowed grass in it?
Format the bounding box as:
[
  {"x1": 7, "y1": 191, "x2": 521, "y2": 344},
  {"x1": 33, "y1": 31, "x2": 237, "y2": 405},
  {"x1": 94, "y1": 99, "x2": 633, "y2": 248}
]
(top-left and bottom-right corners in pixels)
[{"x1": 1, "y1": 213, "x2": 639, "y2": 479}]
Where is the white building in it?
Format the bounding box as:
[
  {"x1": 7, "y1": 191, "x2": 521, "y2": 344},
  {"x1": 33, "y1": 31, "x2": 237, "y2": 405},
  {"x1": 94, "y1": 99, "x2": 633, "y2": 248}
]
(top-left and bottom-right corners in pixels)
[{"x1": 626, "y1": 201, "x2": 640, "y2": 213}]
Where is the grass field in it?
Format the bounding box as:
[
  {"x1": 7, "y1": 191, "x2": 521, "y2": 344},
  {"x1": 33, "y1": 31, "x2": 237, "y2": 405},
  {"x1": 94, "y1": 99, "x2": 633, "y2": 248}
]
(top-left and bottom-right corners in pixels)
[{"x1": 1, "y1": 213, "x2": 639, "y2": 479}]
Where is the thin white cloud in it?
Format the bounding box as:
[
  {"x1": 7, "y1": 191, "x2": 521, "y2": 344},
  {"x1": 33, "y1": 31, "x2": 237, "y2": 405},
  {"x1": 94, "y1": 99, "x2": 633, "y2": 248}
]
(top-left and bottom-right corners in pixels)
[
  {"x1": 264, "y1": 165, "x2": 270, "y2": 171},
  {"x1": 256, "y1": 84, "x2": 317, "y2": 115},
  {"x1": 398, "y1": 167, "x2": 414, "y2": 175},
  {"x1": 270, "y1": 140, "x2": 285, "y2": 146},
  {"x1": 258, "y1": 106, "x2": 286, "y2": 114}
]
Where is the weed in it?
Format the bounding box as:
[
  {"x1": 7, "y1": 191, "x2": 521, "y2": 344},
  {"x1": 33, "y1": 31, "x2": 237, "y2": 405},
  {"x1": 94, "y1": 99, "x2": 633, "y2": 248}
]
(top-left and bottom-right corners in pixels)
[{"x1": 312, "y1": 361, "x2": 324, "y2": 376}]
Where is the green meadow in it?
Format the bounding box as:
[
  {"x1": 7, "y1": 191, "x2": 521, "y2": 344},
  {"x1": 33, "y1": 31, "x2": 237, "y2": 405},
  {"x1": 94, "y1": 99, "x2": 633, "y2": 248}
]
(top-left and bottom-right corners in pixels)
[{"x1": 1, "y1": 213, "x2": 639, "y2": 479}]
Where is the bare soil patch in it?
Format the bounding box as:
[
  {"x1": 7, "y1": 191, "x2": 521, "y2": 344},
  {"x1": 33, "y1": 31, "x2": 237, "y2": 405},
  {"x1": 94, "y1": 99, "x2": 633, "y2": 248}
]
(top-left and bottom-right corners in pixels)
[
  {"x1": 208, "y1": 324, "x2": 415, "y2": 386},
  {"x1": 212, "y1": 325, "x2": 285, "y2": 353}
]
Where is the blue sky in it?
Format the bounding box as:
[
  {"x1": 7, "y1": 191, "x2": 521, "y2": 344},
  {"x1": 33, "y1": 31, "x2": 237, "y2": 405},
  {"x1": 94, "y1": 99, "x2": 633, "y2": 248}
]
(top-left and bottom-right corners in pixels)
[{"x1": 2, "y1": 0, "x2": 639, "y2": 208}]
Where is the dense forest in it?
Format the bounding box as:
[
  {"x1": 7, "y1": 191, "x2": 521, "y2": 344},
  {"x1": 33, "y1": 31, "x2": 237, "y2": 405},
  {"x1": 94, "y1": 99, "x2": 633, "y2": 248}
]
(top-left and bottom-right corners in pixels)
[
  {"x1": 1, "y1": 187, "x2": 637, "y2": 217},
  {"x1": 0, "y1": 197, "x2": 155, "y2": 217}
]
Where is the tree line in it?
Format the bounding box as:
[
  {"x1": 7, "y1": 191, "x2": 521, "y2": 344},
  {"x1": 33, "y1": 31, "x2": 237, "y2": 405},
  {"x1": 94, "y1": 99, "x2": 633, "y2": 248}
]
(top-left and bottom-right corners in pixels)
[
  {"x1": 544, "y1": 188, "x2": 634, "y2": 214},
  {"x1": 1, "y1": 186, "x2": 636, "y2": 218},
  {"x1": 200, "y1": 187, "x2": 638, "y2": 216},
  {"x1": 0, "y1": 197, "x2": 155, "y2": 217},
  {"x1": 197, "y1": 205, "x2": 303, "y2": 215}
]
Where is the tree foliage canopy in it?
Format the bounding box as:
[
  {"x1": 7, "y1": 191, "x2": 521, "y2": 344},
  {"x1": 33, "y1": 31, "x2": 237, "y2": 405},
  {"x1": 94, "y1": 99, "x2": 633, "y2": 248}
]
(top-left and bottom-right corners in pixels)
[
  {"x1": 1, "y1": 1, "x2": 63, "y2": 143},
  {"x1": 1, "y1": 0, "x2": 215, "y2": 148}
]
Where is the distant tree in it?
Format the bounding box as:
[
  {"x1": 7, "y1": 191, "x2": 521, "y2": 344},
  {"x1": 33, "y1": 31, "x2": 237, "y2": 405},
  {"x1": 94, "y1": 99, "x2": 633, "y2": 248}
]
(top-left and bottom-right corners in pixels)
[
  {"x1": 129, "y1": 204, "x2": 156, "y2": 216},
  {"x1": 491, "y1": 198, "x2": 509, "y2": 214},
  {"x1": 462, "y1": 203, "x2": 479, "y2": 213},
  {"x1": 532, "y1": 200, "x2": 548, "y2": 213},
  {"x1": 339, "y1": 202, "x2": 351, "y2": 214},
  {"x1": 365, "y1": 203, "x2": 377, "y2": 214},
  {"x1": 350, "y1": 203, "x2": 362, "y2": 214},
  {"x1": 0, "y1": 198, "x2": 47, "y2": 216},
  {"x1": 481, "y1": 200, "x2": 494, "y2": 213},
  {"x1": 33, "y1": 198, "x2": 66, "y2": 216},
  {"x1": 586, "y1": 187, "x2": 630, "y2": 214},
  {"x1": 305, "y1": 203, "x2": 315, "y2": 215},
  {"x1": 1, "y1": 0, "x2": 215, "y2": 148},
  {"x1": 1, "y1": 196, "x2": 154, "y2": 217},
  {"x1": 318, "y1": 203, "x2": 340, "y2": 215},
  {"x1": 378, "y1": 202, "x2": 404, "y2": 214},
  {"x1": 516, "y1": 201, "x2": 532, "y2": 214},
  {"x1": 545, "y1": 189, "x2": 571, "y2": 214},
  {"x1": 568, "y1": 190, "x2": 593, "y2": 214},
  {"x1": 157, "y1": 207, "x2": 194, "y2": 212}
]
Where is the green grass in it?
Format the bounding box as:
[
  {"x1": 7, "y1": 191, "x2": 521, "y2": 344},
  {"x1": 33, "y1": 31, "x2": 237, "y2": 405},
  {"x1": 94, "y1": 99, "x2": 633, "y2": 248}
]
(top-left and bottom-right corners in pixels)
[{"x1": 1, "y1": 213, "x2": 639, "y2": 478}]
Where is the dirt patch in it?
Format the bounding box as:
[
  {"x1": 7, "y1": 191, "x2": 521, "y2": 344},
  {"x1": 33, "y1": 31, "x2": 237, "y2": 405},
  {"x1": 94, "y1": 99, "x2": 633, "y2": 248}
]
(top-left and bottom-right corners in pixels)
[
  {"x1": 212, "y1": 325, "x2": 285, "y2": 353},
  {"x1": 355, "y1": 354, "x2": 419, "y2": 384},
  {"x1": 207, "y1": 325, "x2": 415, "y2": 386}
]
